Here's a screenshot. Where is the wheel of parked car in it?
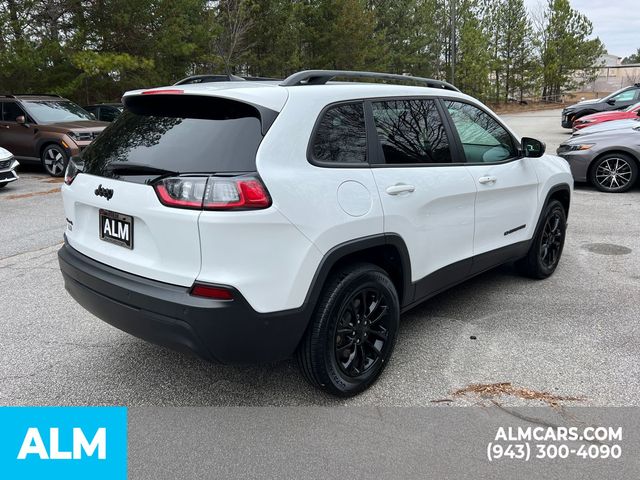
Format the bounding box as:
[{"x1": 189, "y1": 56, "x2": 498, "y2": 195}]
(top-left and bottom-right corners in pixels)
[
  {"x1": 589, "y1": 153, "x2": 638, "y2": 193},
  {"x1": 41, "y1": 144, "x2": 68, "y2": 177},
  {"x1": 297, "y1": 263, "x2": 400, "y2": 397},
  {"x1": 516, "y1": 200, "x2": 567, "y2": 279}
]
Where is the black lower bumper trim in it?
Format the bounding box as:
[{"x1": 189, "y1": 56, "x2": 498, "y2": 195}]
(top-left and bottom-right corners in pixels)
[{"x1": 58, "y1": 242, "x2": 309, "y2": 364}]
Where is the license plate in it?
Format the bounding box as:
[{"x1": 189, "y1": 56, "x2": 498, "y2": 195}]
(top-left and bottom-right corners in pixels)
[{"x1": 99, "y1": 209, "x2": 133, "y2": 249}]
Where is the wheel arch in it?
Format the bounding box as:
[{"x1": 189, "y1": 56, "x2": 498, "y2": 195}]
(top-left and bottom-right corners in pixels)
[
  {"x1": 302, "y1": 234, "x2": 413, "y2": 313},
  {"x1": 532, "y1": 183, "x2": 572, "y2": 240},
  {"x1": 574, "y1": 109, "x2": 597, "y2": 120},
  {"x1": 548, "y1": 185, "x2": 571, "y2": 217},
  {"x1": 37, "y1": 139, "x2": 66, "y2": 159}
]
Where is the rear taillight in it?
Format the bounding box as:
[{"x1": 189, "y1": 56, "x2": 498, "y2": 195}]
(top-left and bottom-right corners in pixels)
[
  {"x1": 153, "y1": 175, "x2": 271, "y2": 211},
  {"x1": 64, "y1": 158, "x2": 82, "y2": 185},
  {"x1": 190, "y1": 284, "x2": 234, "y2": 300},
  {"x1": 155, "y1": 177, "x2": 208, "y2": 209}
]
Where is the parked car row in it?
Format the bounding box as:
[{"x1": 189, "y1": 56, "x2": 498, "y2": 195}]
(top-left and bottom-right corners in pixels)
[
  {"x1": 561, "y1": 83, "x2": 640, "y2": 129},
  {"x1": 559, "y1": 92, "x2": 640, "y2": 193}
]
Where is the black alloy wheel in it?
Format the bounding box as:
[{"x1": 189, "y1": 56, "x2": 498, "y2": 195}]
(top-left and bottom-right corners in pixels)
[
  {"x1": 539, "y1": 210, "x2": 564, "y2": 270},
  {"x1": 516, "y1": 200, "x2": 567, "y2": 279},
  {"x1": 334, "y1": 287, "x2": 391, "y2": 378},
  {"x1": 297, "y1": 263, "x2": 400, "y2": 397}
]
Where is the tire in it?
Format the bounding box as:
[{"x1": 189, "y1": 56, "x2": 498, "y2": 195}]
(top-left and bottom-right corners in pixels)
[
  {"x1": 589, "y1": 153, "x2": 638, "y2": 193},
  {"x1": 297, "y1": 263, "x2": 400, "y2": 397},
  {"x1": 516, "y1": 200, "x2": 567, "y2": 279},
  {"x1": 0, "y1": 182, "x2": 6, "y2": 189},
  {"x1": 41, "y1": 144, "x2": 68, "y2": 177}
]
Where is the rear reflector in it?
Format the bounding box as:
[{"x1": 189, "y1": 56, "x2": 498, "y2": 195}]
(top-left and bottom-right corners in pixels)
[{"x1": 190, "y1": 284, "x2": 234, "y2": 300}]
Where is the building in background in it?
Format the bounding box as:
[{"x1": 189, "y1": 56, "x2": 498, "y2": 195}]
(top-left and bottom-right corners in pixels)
[{"x1": 577, "y1": 54, "x2": 640, "y2": 95}]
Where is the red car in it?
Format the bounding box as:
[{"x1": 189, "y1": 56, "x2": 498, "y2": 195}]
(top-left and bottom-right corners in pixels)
[{"x1": 572, "y1": 101, "x2": 640, "y2": 130}]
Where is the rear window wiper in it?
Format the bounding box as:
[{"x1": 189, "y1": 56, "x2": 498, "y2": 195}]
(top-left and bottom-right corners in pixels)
[{"x1": 106, "y1": 163, "x2": 178, "y2": 177}]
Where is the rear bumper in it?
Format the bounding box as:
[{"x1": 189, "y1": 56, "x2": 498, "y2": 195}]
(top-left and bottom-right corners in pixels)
[{"x1": 58, "y1": 241, "x2": 309, "y2": 364}]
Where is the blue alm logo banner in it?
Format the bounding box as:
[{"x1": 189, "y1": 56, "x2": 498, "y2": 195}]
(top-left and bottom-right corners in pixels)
[{"x1": 0, "y1": 407, "x2": 127, "y2": 479}]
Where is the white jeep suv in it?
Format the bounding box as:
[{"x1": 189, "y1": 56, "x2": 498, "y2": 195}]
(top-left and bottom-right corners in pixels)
[{"x1": 58, "y1": 70, "x2": 573, "y2": 396}]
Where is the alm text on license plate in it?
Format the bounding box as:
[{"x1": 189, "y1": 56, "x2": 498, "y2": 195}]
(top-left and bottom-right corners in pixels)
[{"x1": 99, "y1": 209, "x2": 133, "y2": 249}]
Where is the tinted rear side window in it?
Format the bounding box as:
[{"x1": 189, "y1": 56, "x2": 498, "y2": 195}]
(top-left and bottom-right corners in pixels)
[
  {"x1": 311, "y1": 102, "x2": 367, "y2": 164},
  {"x1": 371, "y1": 99, "x2": 452, "y2": 164},
  {"x1": 81, "y1": 95, "x2": 272, "y2": 180}
]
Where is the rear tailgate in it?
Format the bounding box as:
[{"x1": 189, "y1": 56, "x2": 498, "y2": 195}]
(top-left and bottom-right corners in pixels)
[
  {"x1": 63, "y1": 174, "x2": 201, "y2": 286},
  {"x1": 62, "y1": 88, "x2": 285, "y2": 287}
]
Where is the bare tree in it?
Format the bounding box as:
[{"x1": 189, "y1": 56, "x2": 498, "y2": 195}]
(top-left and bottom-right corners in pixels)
[{"x1": 212, "y1": 0, "x2": 254, "y2": 74}]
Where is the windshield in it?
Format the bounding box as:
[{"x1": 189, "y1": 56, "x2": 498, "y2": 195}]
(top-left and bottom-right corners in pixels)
[{"x1": 23, "y1": 100, "x2": 94, "y2": 123}]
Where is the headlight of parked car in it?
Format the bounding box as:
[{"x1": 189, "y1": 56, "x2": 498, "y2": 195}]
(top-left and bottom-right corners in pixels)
[
  {"x1": 557, "y1": 144, "x2": 595, "y2": 153},
  {"x1": 68, "y1": 131, "x2": 95, "y2": 142}
]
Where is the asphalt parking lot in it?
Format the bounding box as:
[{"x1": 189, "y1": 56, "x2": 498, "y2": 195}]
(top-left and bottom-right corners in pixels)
[{"x1": 1, "y1": 108, "x2": 639, "y2": 407}]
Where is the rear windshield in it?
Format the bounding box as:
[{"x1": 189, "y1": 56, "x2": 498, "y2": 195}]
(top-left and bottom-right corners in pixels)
[{"x1": 81, "y1": 95, "x2": 273, "y2": 180}]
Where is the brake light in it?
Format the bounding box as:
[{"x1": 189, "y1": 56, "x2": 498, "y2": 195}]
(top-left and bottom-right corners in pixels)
[
  {"x1": 190, "y1": 284, "x2": 234, "y2": 300},
  {"x1": 141, "y1": 89, "x2": 184, "y2": 95},
  {"x1": 204, "y1": 178, "x2": 271, "y2": 210},
  {"x1": 153, "y1": 175, "x2": 271, "y2": 211}
]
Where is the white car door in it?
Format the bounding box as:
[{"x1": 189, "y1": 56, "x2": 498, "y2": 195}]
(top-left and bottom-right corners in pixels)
[
  {"x1": 368, "y1": 98, "x2": 477, "y2": 301},
  {"x1": 442, "y1": 100, "x2": 539, "y2": 260}
]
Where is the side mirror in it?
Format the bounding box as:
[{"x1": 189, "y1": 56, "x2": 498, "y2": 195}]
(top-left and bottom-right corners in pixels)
[
  {"x1": 606, "y1": 99, "x2": 616, "y2": 105},
  {"x1": 522, "y1": 137, "x2": 546, "y2": 158},
  {"x1": 16, "y1": 115, "x2": 27, "y2": 125}
]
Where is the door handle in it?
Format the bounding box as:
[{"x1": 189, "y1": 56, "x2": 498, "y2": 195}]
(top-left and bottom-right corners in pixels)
[
  {"x1": 478, "y1": 176, "x2": 497, "y2": 185},
  {"x1": 385, "y1": 184, "x2": 416, "y2": 195}
]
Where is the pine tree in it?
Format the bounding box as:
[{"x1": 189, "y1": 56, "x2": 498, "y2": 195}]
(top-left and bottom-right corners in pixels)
[{"x1": 538, "y1": 0, "x2": 604, "y2": 100}]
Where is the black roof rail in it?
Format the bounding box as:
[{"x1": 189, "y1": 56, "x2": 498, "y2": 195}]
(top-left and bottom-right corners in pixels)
[
  {"x1": 280, "y1": 70, "x2": 460, "y2": 92},
  {"x1": 173, "y1": 74, "x2": 281, "y2": 86},
  {"x1": 174, "y1": 74, "x2": 245, "y2": 85}
]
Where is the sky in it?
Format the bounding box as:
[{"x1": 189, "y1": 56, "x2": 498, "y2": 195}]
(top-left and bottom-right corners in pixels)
[{"x1": 523, "y1": 0, "x2": 639, "y2": 58}]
